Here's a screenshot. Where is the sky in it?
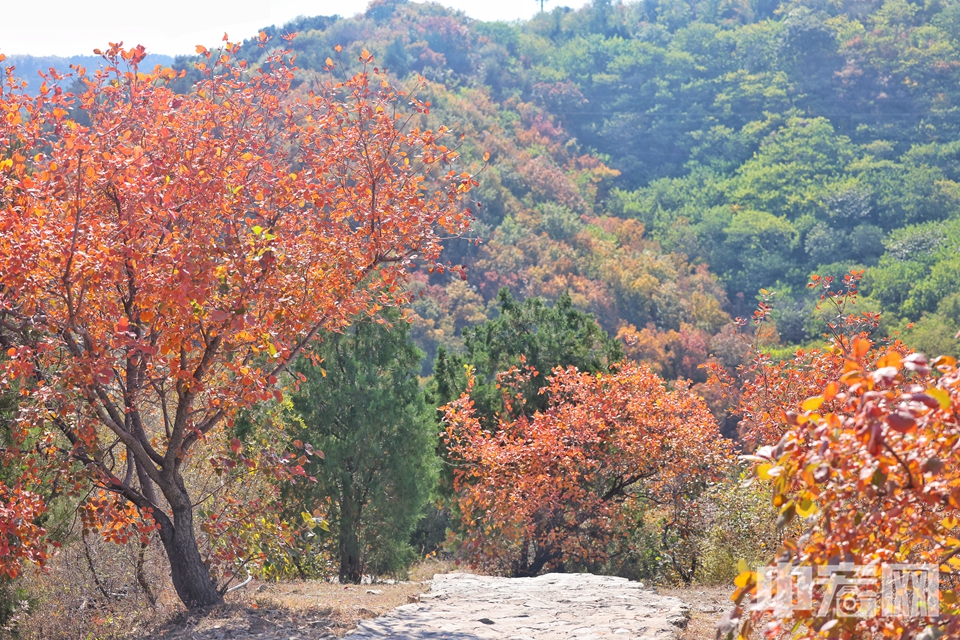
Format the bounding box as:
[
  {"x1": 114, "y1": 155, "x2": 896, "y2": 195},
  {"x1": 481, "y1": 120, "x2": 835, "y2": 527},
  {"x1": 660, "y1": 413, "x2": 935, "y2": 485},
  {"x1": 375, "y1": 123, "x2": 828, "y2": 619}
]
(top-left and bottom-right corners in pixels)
[{"x1": 1, "y1": 0, "x2": 589, "y2": 58}]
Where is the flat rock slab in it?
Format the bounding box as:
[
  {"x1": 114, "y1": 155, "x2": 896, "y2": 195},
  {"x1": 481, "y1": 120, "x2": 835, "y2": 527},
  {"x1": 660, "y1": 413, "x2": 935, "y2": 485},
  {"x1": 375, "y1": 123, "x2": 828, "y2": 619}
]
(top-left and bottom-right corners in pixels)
[{"x1": 347, "y1": 572, "x2": 689, "y2": 640}]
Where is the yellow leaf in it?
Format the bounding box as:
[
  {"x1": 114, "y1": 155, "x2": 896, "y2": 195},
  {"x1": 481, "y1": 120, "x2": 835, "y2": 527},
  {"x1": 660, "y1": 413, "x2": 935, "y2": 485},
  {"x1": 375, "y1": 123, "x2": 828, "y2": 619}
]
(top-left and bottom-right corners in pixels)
[
  {"x1": 734, "y1": 570, "x2": 755, "y2": 588},
  {"x1": 929, "y1": 388, "x2": 951, "y2": 410},
  {"x1": 802, "y1": 396, "x2": 824, "y2": 412},
  {"x1": 737, "y1": 558, "x2": 749, "y2": 574},
  {"x1": 797, "y1": 496, "x2": 817, "y2": 518}
]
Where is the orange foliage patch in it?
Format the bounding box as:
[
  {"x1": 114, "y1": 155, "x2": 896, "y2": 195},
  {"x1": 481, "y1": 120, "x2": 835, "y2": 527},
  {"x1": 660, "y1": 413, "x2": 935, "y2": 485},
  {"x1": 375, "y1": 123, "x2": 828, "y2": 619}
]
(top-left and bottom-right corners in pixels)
[{"x1": 444, "y1": 362, "x2": 732, "y2": 577}]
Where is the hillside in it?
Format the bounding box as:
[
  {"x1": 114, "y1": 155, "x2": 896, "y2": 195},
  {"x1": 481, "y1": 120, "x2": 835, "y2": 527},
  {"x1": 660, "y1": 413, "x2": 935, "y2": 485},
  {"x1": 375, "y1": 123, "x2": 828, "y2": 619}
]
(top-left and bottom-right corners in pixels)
[
  {"x1": 7, "y1": 0, "x2": 958, "y2": 365},
  {"x1": 193, "y1": 0, "x2": 960, "y2": 364}
]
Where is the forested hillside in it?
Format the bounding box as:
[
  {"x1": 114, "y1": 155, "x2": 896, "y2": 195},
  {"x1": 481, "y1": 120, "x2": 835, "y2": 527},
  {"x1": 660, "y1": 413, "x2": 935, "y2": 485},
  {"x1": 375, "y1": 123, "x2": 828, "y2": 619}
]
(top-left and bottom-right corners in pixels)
[{"x1": 167, "y1": 0, "x2": 960, "y2": 367}]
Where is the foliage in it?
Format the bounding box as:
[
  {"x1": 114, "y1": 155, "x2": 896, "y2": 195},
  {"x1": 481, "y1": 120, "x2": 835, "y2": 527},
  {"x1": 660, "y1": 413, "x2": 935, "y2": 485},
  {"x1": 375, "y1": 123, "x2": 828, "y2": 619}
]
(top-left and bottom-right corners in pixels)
[
  {"x1": 722, "y1": 275, "x2": 960, "y2": 638},
  {"x1": 2, "y1": 54, "x2": 174, "y2": 96},
  {"x1": 727, "y1": 343, "x2": 960, "y2": 639},
  {"x1": 174, "y1": 3, "x2": 747, "y2": 372},
  {"x1": 287, "y1": 312, "x2": 437, "y2": 583},
  {"x1": 0, "y1": 41, "x2": 474, "y2": 607},
  {"x1": 432, "y1": 288, "x2": 622, "y2": 428},
  {"x1": 17, "y1": 0, "x2": 956, "y2": 365},
  {"x1": 866, "y1": 218, "x2": 960, "y2": 327},
  {"x1": 444, "y1": 362, "x2": 733, "y2": 578}
]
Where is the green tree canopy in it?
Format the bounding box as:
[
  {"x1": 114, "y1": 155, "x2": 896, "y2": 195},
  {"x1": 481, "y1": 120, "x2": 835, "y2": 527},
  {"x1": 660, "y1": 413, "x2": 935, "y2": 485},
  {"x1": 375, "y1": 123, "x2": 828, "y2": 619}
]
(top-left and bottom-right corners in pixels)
[
  {"x1": 432, "y1": 288, "x2": 623, "y2": 429},
  {"x1": 287, "y1": 312, "x2": 436, "y2": 583}
]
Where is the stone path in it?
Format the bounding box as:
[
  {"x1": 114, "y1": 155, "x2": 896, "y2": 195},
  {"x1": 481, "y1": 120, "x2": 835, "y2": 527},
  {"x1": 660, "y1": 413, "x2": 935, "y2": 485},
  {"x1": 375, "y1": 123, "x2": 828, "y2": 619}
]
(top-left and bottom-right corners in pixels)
[{"x1": 347, "y1": 573, "x2": 690, "y2": 639}]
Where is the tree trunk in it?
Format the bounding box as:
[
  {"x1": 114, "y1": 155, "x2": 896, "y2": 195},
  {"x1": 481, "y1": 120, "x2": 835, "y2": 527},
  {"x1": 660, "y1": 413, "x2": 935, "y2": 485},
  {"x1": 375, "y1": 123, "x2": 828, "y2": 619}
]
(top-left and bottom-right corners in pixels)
[
  {"x1": 338, "y1": 487, "x2": 363, "y2": 584},
  {"x1": 155, "y1": 494, "x2": 223, "y2": 608},
  {"x1": 513, "y1": 538, "x2": 556, "y2": 577}
]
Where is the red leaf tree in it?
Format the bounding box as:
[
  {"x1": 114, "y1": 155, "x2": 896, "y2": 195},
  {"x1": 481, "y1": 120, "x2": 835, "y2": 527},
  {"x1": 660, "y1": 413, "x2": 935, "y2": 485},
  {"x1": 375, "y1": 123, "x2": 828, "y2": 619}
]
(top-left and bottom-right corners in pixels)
[
  {"x1": 0, "y1": 41, "x2": 474, "y2": 607},
  {"x1": 444, "y1": 361, "x2": 732, "y2": 577},
  {"x1": 723, "y1": 274, "x2": 960, "y2": 638}
]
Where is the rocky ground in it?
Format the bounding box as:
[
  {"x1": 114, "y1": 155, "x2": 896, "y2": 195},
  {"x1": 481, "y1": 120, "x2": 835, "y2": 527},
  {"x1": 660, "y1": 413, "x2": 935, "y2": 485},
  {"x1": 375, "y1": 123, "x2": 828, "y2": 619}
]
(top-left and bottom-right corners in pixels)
[
  {"x1": 144, "y1": 574, "x2": 728, "y2": 640},
  {"x1": 347, "y1": 572, "x2": 690, "y2": 639}
]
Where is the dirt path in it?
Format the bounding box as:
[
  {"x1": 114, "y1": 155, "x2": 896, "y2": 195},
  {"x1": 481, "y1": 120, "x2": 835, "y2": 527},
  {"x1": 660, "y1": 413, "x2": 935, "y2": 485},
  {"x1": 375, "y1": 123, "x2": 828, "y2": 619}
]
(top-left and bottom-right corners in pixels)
[
  {"x1": 346, "y1": 573, "x2": 690, "y2": 639},
  {"x1": 145, "y1": 574, "x2": 724, "y2": 640}
]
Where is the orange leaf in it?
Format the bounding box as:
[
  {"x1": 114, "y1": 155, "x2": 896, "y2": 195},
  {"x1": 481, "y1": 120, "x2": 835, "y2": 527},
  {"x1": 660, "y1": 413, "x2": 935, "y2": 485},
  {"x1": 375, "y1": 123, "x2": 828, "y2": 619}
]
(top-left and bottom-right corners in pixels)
[
  {"x1": 823, "y1": 381, "x2": 839, "y2": 401},
  {"x1": 853, "y1": 337, "x2": 871, "y2": 358},
  {"x1": 876, "y1": 350, "x2": 902, "y2": 370}
]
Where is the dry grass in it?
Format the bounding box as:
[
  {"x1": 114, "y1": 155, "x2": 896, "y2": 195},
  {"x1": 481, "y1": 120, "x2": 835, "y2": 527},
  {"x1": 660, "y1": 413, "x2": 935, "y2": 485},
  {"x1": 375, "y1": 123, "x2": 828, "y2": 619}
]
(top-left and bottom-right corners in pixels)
[
  {"x1": 406, "y1": 555, "x2": 462, "y2": 582},
  {"x1": 254, "y1": 579, "x2": 426, "y2": 628},
  {"x1": 145, "y1": 579, "x2": 430, "y2": 639},
  {"x1": 12, "y1": 534, "x2": 174, "y2": 640},
  {"x1": 141, "y1": 557, "x2": 465, "y2": 639},
  {"x1": 9, "y1": 540, "x2": 449, "y2": 639}
]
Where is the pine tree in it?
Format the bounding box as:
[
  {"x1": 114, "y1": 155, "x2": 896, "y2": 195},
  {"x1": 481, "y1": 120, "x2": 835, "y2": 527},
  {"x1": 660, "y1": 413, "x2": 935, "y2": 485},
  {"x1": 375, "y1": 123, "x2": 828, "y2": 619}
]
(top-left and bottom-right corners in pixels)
[
  {"x1": 432, "y1": 288, "x2": 623, "y2": 429},
  {"x1": 288, "y1": 312, "x2": 436, "y2": 583}
]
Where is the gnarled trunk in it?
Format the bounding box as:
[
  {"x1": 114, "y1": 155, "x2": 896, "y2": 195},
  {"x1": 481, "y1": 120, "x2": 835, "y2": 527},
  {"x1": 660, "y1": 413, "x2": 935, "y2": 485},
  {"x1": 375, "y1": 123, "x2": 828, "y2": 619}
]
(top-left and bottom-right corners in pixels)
[{"x1": 155, "y1": 489, "x2": 223, "y2": 608}]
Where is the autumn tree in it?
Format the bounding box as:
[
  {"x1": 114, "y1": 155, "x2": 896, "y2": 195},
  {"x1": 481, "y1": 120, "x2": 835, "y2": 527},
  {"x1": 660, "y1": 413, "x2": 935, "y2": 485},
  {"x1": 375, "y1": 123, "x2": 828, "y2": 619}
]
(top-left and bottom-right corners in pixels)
[
  {"x1": 287, "y1": 311, "x2": 436, "y2": 583},
  {"x1": 444, "y1": 362, "x2": 732, "y2": 577},
  {"x1": 727, "y1": 349, "x2": 960, "y2": 639},
  {"x1": 0, "y1": 41, "x2": 475, "y2": 608},
  {"x1": 721, "y1": 273, "x2": 960, "y2": 638}
]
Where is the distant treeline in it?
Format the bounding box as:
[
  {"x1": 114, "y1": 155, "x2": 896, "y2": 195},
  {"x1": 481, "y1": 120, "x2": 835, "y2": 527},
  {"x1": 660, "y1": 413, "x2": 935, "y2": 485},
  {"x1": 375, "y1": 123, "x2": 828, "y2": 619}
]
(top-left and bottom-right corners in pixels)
[{"x1": 4, "y1": 53, "x2": 174, "y2": 94}]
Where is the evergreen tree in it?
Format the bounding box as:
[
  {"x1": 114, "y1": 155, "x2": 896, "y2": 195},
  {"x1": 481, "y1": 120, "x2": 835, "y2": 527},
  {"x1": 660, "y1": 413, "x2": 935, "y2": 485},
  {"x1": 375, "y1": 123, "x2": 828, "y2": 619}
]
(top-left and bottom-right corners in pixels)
[
  {"x1": 432, "y1": 288, "x2": 623, "y2": 429},
  {"x1": 288, "y1": 312, "x2": 436, "y2": 583}
]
